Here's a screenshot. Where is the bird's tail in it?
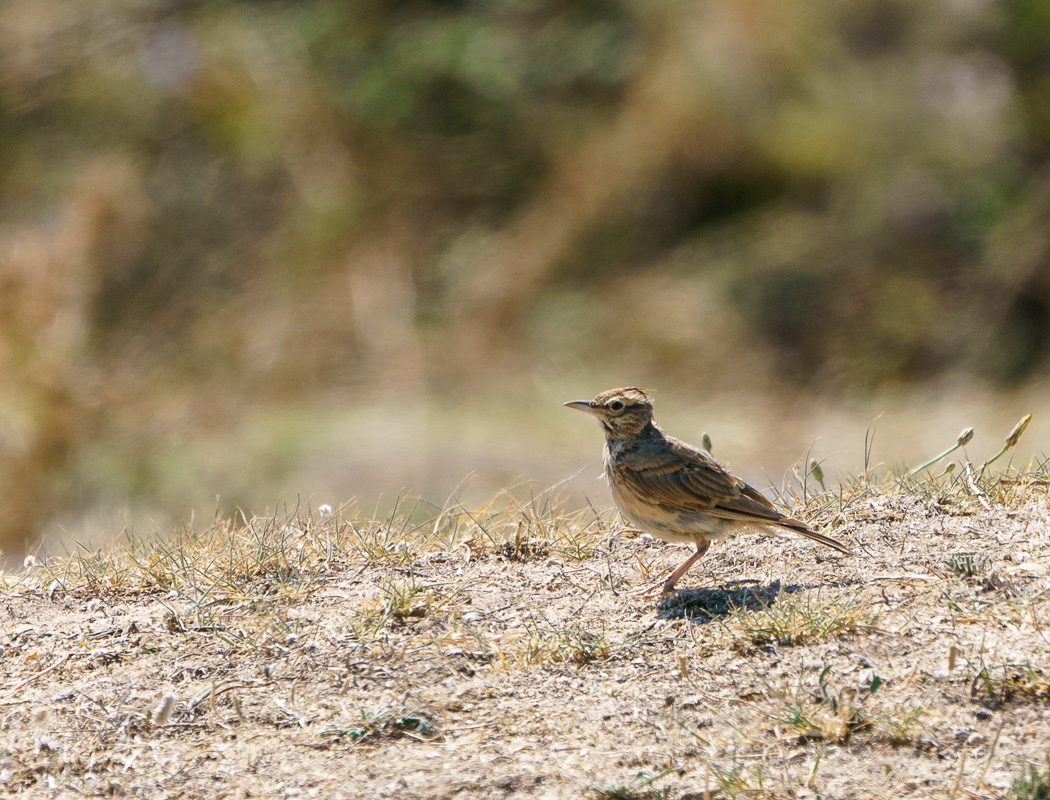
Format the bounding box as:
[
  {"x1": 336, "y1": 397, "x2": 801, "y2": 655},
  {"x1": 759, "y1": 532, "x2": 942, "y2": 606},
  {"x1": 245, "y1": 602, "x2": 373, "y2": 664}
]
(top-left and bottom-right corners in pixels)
[{"x1": 777, "y1": 517, "x2": 851, "y2": 554}]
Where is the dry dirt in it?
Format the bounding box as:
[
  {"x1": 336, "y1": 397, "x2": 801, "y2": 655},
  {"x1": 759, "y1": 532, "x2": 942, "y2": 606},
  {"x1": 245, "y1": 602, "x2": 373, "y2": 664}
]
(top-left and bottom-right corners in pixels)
[{"x1": 3, "y1": 486, "x2": 1050, "y2": 799}]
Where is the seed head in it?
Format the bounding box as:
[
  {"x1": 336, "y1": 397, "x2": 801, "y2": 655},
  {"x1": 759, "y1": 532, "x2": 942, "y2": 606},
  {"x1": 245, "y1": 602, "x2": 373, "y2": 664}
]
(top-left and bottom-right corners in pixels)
[
  {"x1": 1005, "y1": 414, "x2": 1032, "y2": 448},
  {"x1": 810, "y1": 459, "x2": 825, "y2": 483},
  {"x1": 152, "y1": 693, "x2": 177, "y2": 727}
]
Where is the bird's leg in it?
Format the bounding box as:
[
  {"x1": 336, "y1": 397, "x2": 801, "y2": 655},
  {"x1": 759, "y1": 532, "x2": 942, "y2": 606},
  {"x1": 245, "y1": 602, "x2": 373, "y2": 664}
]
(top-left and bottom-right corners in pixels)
[
  {"x1": 639, "y1": 539, "x2": 711, "y2": 599},
  {"x1": 662, "y1": 539, "x2": 711, "y2": 594}
]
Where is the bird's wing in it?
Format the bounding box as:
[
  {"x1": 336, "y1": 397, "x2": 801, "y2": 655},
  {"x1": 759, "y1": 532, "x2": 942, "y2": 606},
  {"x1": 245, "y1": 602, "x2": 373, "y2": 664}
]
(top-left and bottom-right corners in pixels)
[
  {"x1": 615, "y1": 436, "x2": 851, "y2": 553},
  {"x1": 615, "y1": 437, "x2": 783, "y2": 523}
]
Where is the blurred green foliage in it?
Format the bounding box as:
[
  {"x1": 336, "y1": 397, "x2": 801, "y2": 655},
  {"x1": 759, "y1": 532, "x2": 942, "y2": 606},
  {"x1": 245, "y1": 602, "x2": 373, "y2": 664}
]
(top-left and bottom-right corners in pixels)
[{"x1": 2, "y1": 0, "x2": 1050, "y2": 550}]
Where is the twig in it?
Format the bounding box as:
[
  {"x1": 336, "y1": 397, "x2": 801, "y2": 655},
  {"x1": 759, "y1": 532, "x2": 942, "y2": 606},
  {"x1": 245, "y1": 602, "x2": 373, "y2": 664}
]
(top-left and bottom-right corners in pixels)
[
  {"x1": 963, "y1": 463, "x2": 992, "y2": 510},
  {"x1": 188, "y1": 679, "x2": 274, "y2": 712},
  {"x1": 948, "y1": 749, "x2": 966, "y2": 800},
  {"x1": 7, "y1": 653, "x2": 71, "y2": 694},
  {"x1": 976, "y1": 720, "x2": 1004, "y2": 791}
]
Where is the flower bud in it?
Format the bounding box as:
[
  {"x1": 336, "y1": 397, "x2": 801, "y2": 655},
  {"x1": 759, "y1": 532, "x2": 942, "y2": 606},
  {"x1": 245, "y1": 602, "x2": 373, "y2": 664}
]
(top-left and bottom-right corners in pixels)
[
  {"x1": 1005, "y1": 414, "x2": 1032, "y2": 448},
  {"x1": 810, "y1": 459, "x2": 824, "y2": 483}
]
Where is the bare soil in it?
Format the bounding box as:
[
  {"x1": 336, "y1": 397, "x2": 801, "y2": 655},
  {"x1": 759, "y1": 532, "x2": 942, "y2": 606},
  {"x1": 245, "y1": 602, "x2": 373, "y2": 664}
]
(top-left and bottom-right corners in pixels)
[{"x1": 4, "y1": 488, "x2": 1050, "y2": 799}]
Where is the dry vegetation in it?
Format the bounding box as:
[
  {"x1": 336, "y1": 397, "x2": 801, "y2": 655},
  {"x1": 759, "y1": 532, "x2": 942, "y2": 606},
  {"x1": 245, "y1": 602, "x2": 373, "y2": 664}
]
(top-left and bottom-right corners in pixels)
[
  {"x1": 5, "y1": 0, "x2": 1050, "y2": 558},
  {"x1": 5, "y1": 452, "x2": 1050, "y2": 798}
]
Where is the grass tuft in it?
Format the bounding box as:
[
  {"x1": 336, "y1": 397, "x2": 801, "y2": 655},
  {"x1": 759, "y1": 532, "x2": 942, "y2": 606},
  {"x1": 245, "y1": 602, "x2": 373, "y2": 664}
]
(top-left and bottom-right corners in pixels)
[
  {"x1": 592, "y1": 769, "x2": 675, "y2": 800},
  {"x1": 970, "y1": 659, "x2": 1050, "y2": 708},
  {"x1": 708, "y1": 761, "x2": 775, "y2": 799},
  {"x1": 521, "y1": 620, "x2": 617, "y2": 666},
  {"x1": 729, "y1": 590, "x2": 874, "y2": 648},
  {"x1": 320, "y1": 705, "x2": 441, "y2": 745},
  {"x1": 943, "y1": 553, "x2": 990, "y2": 580},
  {"x1": 1009, "y1": 758, "x2": 1050, "y2": 800}
]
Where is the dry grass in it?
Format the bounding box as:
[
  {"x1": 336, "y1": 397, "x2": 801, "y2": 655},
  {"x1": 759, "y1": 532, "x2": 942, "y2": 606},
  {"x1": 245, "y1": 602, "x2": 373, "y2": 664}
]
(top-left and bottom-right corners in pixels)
[{"x1": 4, "y1": 443, "x2": 1050, "y2": 798}]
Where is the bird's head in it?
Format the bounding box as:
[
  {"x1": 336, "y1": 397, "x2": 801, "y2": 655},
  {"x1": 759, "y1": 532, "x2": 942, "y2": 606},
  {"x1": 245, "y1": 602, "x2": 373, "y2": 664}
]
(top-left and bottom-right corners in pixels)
[{"x1": 564, "y1": 387, "x2": 655, "y2": 439}]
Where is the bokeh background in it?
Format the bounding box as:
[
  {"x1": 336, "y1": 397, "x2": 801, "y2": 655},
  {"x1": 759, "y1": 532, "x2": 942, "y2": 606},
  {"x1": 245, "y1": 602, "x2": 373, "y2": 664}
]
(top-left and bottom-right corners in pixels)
[{"x1": 3, "y1": 0, "x2": 1050, "y2": 561}]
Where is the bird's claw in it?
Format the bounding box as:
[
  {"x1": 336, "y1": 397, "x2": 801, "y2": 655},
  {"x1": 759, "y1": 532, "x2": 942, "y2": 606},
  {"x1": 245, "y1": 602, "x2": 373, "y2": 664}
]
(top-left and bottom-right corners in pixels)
[{"x1": 636, "y1": 579, "x2": 675, "y2": 600}]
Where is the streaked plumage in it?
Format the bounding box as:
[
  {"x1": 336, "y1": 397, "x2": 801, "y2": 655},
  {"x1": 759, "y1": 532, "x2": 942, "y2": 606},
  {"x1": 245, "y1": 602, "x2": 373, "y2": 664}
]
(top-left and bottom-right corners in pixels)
[{"x1": 566, "y1": 387, "x2": 849, "y2": 596}]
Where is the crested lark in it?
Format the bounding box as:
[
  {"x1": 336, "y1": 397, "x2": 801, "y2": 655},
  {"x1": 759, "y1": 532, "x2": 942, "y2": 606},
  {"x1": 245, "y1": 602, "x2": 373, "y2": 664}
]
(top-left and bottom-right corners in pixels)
[{"x1": 566, "y1": 387, "x2": 850, "y2": 597}]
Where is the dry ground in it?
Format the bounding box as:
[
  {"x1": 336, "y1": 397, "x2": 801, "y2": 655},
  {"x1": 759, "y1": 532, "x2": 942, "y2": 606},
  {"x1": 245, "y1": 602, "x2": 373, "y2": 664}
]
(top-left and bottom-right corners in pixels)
[{"x1": 4, "y1": 470, "x2": 1050, "y2": 799}]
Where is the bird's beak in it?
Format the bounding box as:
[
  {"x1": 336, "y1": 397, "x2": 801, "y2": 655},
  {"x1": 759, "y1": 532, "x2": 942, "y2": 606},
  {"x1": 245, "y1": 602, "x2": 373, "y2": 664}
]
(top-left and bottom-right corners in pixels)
[{"x1": 564, "y1": 400, "x2": 599, "y2": 416}]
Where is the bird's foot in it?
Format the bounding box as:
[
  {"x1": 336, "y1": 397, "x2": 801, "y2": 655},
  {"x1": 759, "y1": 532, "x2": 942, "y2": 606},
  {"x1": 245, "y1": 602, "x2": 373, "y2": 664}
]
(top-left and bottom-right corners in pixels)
[{"x1": 636, "y1": 577, "x2": 677, "y2": 600}]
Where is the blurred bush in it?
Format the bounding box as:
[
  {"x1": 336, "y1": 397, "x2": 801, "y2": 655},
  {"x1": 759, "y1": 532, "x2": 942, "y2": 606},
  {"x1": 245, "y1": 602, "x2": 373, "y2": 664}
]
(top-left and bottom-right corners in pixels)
[{"x1": 2, "y1": 0, "x2": 1050, "y2": 552}]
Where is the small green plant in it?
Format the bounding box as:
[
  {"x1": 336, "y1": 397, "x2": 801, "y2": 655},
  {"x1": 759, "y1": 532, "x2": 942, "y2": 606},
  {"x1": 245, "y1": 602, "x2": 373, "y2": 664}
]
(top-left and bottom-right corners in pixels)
[
  {"x1": 943, "y1": 554, "x2": 990, "y2": 580},
  {"x1": 874, "y1": 702, "x2": 925, "y2": 746},
  {"x1": 981, "y1": 413, "x2": 1033, "y2": 476},
  {"x1": 780, "y1": 701, "x2": 825, "y2": 740},
  {"x1": 320, "y1": 706, "x2": 439, "y2": 744},
  {"x1": 911, "y1": 427, "x2": 974, "y2": 475},
  {"x1": 708, "y1": 761, "x2": 775, "y2": 799},
  {"x1": 497, "y1": 520, "x2": 550, "y2": 561},
  {"x1": 809, "y1": 458, "x2": 827, "y2": 491},
  {"x1": 1009, "y1": 757, "x2": 1050, "y2": 800},
  {"x1": 970, "y1": 660, "x2": 1050, "y2": 707},
  {"x1": 379, "y1": 578, "x2": 439, "y2": 622},
  {"x1": 521, "y1": 620, "x2": 616, "y2": 665},
  {"x1": 730, "y1": 591, "x2": 872, "y2": 648},
  {"x1": 769, "y1": 668, "x2": 871, "y2": 745},
  {"x1": 430, "y1": 622, "x2": 499, "y2": 665},
  {"x1": 592, "y1": 769, "x2": 675, "y2": 800},
  {"x1": 351, "y1": 576, "x2": 455, "y2": 638},
  {"x1": 756, "y1": 667, "x2": 927, "y2": 749}
]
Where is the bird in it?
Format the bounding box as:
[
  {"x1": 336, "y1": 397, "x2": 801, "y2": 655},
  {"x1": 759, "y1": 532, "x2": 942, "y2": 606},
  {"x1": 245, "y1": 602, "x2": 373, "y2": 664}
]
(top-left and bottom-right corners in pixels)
[{"x1": 565, "y1": 387, "x2": 849, "y2": 597}]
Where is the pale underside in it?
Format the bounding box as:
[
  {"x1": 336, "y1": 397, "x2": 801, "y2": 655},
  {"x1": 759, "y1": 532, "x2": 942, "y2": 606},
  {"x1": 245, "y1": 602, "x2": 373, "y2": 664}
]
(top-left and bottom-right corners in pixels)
[
  {"x1": 602, "y1": 434, "x2": 789, "y2": 546},
  {"x1": 608, "y1": 475, "x2": 772, "y2": 544}
]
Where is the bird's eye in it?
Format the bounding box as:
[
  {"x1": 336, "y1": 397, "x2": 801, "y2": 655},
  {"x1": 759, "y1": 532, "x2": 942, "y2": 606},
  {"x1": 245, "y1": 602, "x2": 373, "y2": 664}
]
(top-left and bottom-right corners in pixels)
[{"x1": 608, "y1": 400, "x2": 625, "y2": 412}]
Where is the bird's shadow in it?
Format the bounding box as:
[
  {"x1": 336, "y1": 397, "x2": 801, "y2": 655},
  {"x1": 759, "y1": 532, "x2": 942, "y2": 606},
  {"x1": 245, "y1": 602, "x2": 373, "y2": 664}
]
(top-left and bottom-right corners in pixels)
[{"x1": 656, "y1": 579, "x2": 803, "y2": 622}]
